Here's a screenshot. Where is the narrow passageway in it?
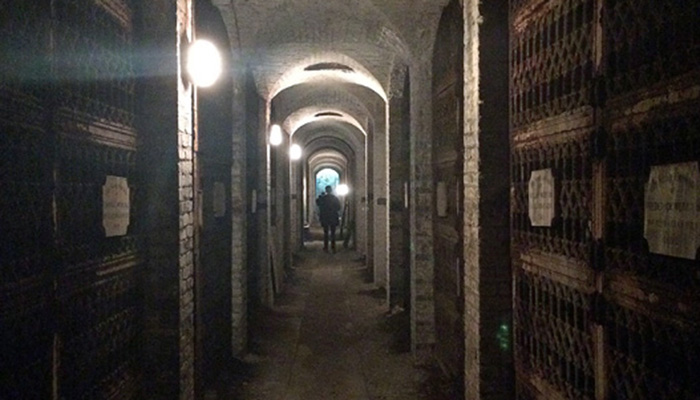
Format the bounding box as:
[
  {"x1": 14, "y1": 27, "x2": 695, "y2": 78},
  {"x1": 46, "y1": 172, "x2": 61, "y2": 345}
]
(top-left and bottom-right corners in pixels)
[{"x1": 219, "y1": 241, "x2": 432, "y2": 400}]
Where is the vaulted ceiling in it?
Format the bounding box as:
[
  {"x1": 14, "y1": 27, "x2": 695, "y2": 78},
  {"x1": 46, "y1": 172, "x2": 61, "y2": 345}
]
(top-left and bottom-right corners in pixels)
[{"x1": 213, "y1": 0, "x2": 449, "y2": 170}]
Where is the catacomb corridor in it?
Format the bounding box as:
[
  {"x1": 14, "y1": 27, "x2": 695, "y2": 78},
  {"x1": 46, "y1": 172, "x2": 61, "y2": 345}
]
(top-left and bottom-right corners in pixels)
[{"x1": 1, "y1": 0, "x2": 699, "y2": 399}]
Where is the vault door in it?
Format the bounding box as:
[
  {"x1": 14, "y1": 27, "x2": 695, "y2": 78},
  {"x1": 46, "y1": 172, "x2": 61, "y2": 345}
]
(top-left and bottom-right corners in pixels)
[
  {"x1": 0, "y1": 0, "x2": 143, "y2": 397},
  {"x1": 52, "y1": 0, "x2": 143, "y2": 398},
  {"x1": 510, "y1": 0, "x2": 700, "y2": 399},
  {"x1": 510, "y1": 0, "x2": 597, "y2": 398},
  {"x1": 600, "y1": 0, "x2": 700, "y2": 397},
  {"x1": 0, "y1": 2, "x2": 55, "y2": 397},
  {"x1": 194, "y1": 2, "x2": 234, "y2": 392},
  {"x1": 431, "y1": 0, "x2": 465, "y2": 386}
]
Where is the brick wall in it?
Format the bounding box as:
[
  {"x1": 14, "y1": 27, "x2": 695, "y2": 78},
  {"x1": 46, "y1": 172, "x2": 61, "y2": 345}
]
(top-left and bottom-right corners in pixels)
[
  {"x1": 409, "y1": 58, "x2": 437, "y2": 360},
  {"x1": 230, "y1": 59, "x2": 249, "y2": 356},
  {"x1": 137, "y1": 0, "x2": 196, "y2": 398},
  {"x1": 462, "y1": 0, "x2": 513, "y2": 399},
  {"x1": 370, "y1": 105, "x2": 389, "y2": 287}
]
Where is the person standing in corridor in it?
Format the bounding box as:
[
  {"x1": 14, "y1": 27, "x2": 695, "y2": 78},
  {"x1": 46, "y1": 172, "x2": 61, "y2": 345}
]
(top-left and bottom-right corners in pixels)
[{"x1": 316, "y1": 185, "x2": 341, "y2": 253}]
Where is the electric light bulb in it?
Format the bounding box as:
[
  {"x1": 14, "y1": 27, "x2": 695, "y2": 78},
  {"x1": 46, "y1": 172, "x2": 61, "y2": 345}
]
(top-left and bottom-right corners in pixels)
[
  {"x1": 269, "y1": 124, "x2": 283, "y2": 146},
  {"x1": 187, "y1": 39, "x2": 221, "y2": 87},
  {"x1": 290, "y1": 144, "x2": 302, "y2": 160},
  {"x1": 337, "y1": 184, "x2": 349, "y2": 196}
]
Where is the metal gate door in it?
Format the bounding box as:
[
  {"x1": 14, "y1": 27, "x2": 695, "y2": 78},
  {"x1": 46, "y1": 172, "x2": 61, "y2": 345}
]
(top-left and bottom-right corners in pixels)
[
  {"x1": 1, "y1": 1, "x2": 143, "y2": 398},
  {"x1": 510, "y1": 0, "x2": 700, "y2": 398},
  {"x1": 432, "y1": 0, "x2": 465, "y2": 383}
]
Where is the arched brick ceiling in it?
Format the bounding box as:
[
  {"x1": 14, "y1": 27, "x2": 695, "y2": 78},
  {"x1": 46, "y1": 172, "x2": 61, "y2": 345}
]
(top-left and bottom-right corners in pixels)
[
  {"x1": 287, "y1": 113, "x2": 365, "y2": 139},
  {"x1": 214, "y1": 0, "x2": 449, "y2": 100},
  {"x1": 293, "y1": 120, "x2": 365, "y2": 156},
  {"x1": 308, "y1": 149, "x2": 347, "y2": 170},
  {"x1": 262, "y1": 50, "x2": 388, "y2": 101},
  {"x1": 273, "y1": 84, "x2": 375, "y2": 135},
  {"x1": 308, "y1": 154, "x2": 348, "y2": 182},
  {"x1": 305, "y1": 136, "x2": 356, "y2": 164}
]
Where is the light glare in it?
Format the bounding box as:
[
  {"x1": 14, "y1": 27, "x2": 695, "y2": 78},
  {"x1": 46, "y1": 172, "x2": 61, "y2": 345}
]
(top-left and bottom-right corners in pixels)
[
  {"x1": 187, "y1": 39, "x2": 221, "y2": 87},
  {"x1": 269, "y1": 124, "x2": 283, "y2": 146},
  {"x1": 337, "y1": 184, "x2": 349, "y2": 196},
  {"x1": 290, "y1": 144, "x2": 302, "y2": 160}
]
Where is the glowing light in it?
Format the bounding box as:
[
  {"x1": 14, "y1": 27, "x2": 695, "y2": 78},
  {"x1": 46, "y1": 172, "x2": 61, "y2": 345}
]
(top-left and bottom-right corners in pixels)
[
  {"x1": 289, "y1": 144, "x2": 302, "y2": 160},
  {"x1": 186, "y1": 39, "x2": 221, "y2": 87},
  {"x1": 269, "y1": 124, "x2": 283, "y2": 146},
  {"x1": 336, "y1": 184, "x2": 349, "y2": 196},
  {"x1": 496, "y1": 323, "x2": 510, "y2": 351}
]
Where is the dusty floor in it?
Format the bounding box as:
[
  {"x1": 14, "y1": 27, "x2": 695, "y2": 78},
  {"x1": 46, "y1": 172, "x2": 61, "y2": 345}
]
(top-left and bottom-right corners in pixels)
[{"x1": 208, "y1": 241, "x2": 457, "y2": 400}]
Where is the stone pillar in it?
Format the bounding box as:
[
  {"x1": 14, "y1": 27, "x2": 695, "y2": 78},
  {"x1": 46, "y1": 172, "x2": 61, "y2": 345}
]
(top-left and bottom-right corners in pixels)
[
  {"x1": 463, "y1": 1, "x2": 513, "y2": 399},
  {"x1": 355, "y1": 138, "x2": 367, "y2": 256},
  {"x1": 389, "y1": 67, "x2": 411, "y2": 308},
  {"x1": 366, "y1": 130, "x2": 374, "y2": 270},
  {"x1": 409, "y1": 59, "x2": 436, "y2": 360},
  {"x1": 137, "y1": 0, "x2": 196, "y2": 398},
  {"x1": 354, "y1": 140, "x2": 367, "y2": 252},
  {"x1": 270, "y1": 125, "x2": 289, "y2": 294},
  {"x1": 229, "y1": 56, "x2": 248, "y2": 356},
  {"x1": 258, "y1": 101, "x2": 273, "y2": 307},
  {"x1": 372, "y1": 104, "x2": 389, "y2": 288},
  {"x1": 290, "y1": 153, "x2": 303, "y2": 251}
]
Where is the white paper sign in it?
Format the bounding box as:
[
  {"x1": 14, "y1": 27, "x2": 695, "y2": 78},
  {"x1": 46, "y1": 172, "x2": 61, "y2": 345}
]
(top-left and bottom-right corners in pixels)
[
  {"x1": 644, "y1": 162, "x2": 699, "y2": 259},
  {"x1": 528, "y1": 169, "x2": 555, "y2": 227},
  {"x1": 102, "y1": 175, "x2": 130, "y2": 237},
  {"x1": 213, "y1": 182, "x2": 226, "y2": 218}
]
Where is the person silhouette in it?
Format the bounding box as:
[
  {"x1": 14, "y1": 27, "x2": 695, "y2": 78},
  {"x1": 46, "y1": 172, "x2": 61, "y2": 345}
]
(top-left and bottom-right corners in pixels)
[{"x1": 316, "y1": 185, "x2": 341, "y2": 253}]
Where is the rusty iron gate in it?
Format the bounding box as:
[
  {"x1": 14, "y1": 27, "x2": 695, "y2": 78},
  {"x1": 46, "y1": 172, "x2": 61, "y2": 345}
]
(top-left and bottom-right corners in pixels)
[
  {"x1": 510, "y1": 0, "x2": 700, "y2": 399},
  {"x1": 1, "y1": 0, "x2": 142, "y2": 398}
]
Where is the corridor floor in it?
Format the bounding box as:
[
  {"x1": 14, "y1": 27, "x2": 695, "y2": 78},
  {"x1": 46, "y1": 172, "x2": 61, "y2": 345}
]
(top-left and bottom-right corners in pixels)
[{"x1": 216, "y1": 241, "x2": 441, "y2": 400}]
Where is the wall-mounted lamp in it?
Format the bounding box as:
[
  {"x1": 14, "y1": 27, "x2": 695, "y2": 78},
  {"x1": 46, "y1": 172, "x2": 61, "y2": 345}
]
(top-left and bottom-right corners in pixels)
[
  {"x1": 289, "y1": 144, "x2": 302, "y2": 160},
  {"x1": 336, "y1": 184, "x2": 349, "y2": 196},
  {"x1": 269, "y1": 124, "x2": 283, "y2": 146},
  {"x1": 186, "y1": 39, "x2": 222, "y2": 87}
]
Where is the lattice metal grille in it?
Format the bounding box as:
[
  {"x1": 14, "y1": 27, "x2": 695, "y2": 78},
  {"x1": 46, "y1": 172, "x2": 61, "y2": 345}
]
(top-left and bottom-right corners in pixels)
[
  {"x1": 515, "y1": 379, "x2": 538, "y2": 400},
  {"x1": 0, "y1": 288, "x2": 53, "y2": 399},
  {"x1": 511, "y1": 0, "x2": 595, "y2": 128},
  {"x1": 514, "y1": 269, "x2": 595, "y2": 399},
  {"x1": 59, "y1": 268, "x2": 141, "y2": 399},
  {"x1": 605, "y1": 0, "x2": 700, "y2": 97},
  {"x1": 605, "y1": 302, "x2": 700, "y2": 399},
  {"x1": 1, "y1": 2, "x2": 54, "y2": 398},
  {"x1": 511, "y1": 134, "x2": 592, "y2": 261},
  {"x1": 604, "y1": 112, "x2": 700, "y2": 289},
  {"x1": 512, "y1": 0, "x2": 700, "y2": 398},
  {"x1": 55, "y1": 138, "x2": 140, "y2": 267},
  {"x1": 0, "y1": 0, "x2": 53, "y2": 284},
  {"x1": 3, "y1": 1, "x2": 141, "y2": 398},
  {"x1": 53, "y1": 0, "x2": 134, "y2": 130}
]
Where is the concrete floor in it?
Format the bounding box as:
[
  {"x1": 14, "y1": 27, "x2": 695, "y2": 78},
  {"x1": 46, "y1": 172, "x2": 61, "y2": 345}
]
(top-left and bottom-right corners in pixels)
[{"x1": 212, "y1": 241, "x2": 448, "y2": 400}]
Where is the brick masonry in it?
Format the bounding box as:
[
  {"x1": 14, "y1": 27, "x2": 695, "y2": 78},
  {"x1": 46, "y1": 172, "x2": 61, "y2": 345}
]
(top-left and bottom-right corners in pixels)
[
  {"x1": 371, "y1": 101, "x2": 389, "y2": 287},
  {"x1": 137, "y1": 0, "x2": 197, "y2": 398},
  {"x1": 409, "y1": 58, "x2": 437, "y2": 360},
  {"x1": 230, "y1": 54, "x2": 248, "y2": 356},
  {"x1": 462, "y1": 1, "x2": 513, "y2": 399}
]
